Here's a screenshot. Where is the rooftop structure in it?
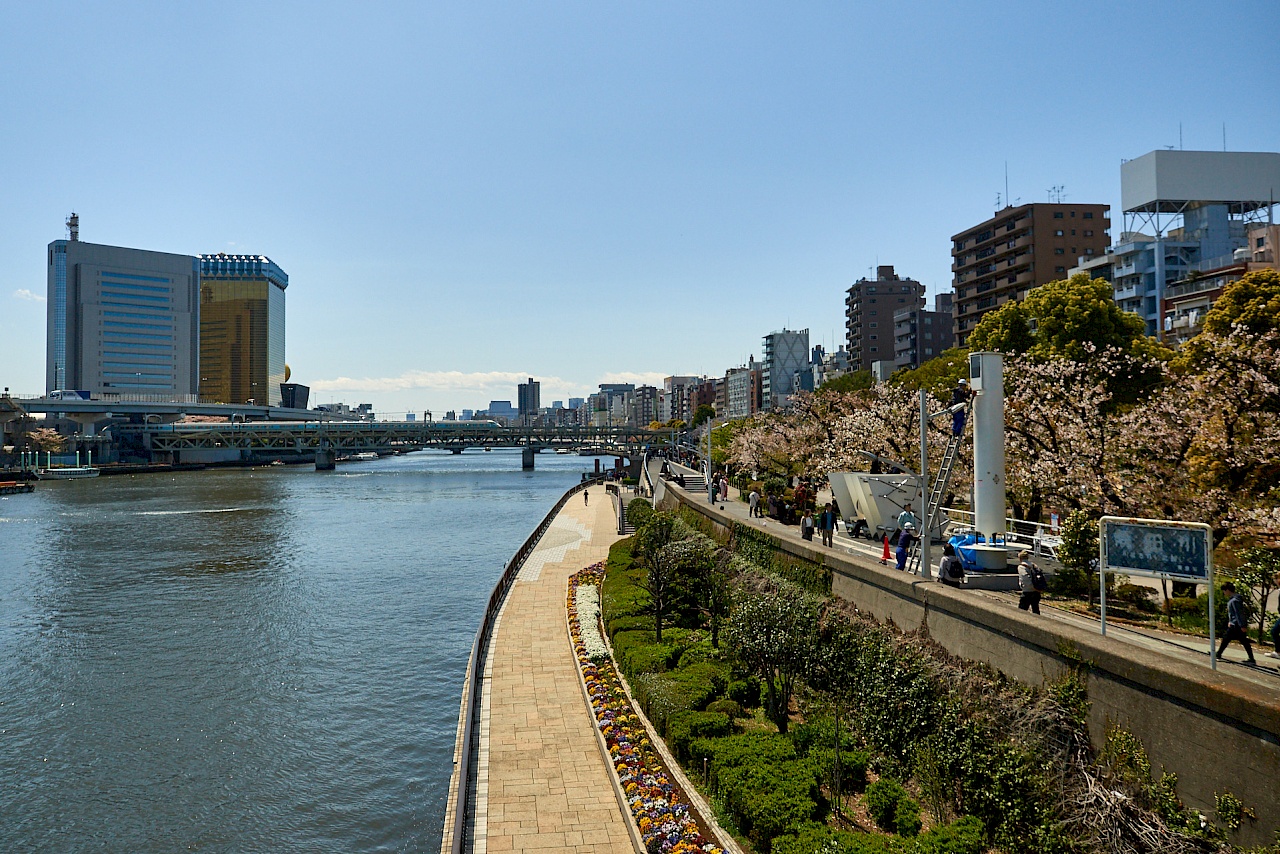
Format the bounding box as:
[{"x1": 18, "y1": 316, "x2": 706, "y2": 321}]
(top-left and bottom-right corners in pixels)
[{"x1": 1112, "y1": 150, "x2": 1280, "y2": 337}]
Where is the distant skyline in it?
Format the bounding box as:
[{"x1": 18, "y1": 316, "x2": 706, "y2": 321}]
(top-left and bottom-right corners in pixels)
[{"x1": 3, "y1": 2, "x2": 1279, "y2": 416}]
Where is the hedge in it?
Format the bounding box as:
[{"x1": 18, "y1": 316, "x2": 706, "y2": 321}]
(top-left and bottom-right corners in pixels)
[{"x1": 667, "y1": 710, "x2": 732, "y2": 762}]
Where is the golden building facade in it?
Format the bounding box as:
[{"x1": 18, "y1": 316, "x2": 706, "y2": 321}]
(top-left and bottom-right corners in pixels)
[{"x1": 198, "y1": 254, "x2": 287, "y2": 406}]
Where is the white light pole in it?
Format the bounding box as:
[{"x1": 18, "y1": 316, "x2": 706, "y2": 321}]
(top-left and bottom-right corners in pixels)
[{"x1": 918, "y1": 390, "x2": 931, "y2": 579}]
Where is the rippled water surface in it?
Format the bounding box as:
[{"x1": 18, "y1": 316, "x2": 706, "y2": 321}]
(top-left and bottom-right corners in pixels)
[{"x1": 0, "y1": 450, "x2": 596, "y2": 852}]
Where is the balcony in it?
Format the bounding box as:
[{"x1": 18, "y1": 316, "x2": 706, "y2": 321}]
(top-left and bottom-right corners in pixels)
[{"x1": 1114, "y1": 284, "x2": 1140, "y2": 302}]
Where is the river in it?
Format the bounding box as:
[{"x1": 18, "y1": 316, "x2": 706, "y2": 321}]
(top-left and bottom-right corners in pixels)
[{"x1": 0, "y1": 450, "x2": 599, "y2": 852}]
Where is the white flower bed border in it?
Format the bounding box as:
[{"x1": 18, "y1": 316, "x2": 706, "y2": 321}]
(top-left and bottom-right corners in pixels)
[{"x1": 575, "y1": 584, "x2": 609, "y2": 662}]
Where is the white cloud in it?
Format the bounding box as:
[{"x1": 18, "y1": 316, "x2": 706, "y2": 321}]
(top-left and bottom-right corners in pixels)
[
  {"x1": 311, "y1": 370, "x2": 574, "y2": 396},
  {"x1": 13, "y1": 289, "x2": 45, "y2": 303}
]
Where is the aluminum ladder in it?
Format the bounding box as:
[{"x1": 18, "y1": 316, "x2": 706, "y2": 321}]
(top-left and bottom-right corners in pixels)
[{"x1": 906, "y1": 414, "x2": 965, "y2": 575}]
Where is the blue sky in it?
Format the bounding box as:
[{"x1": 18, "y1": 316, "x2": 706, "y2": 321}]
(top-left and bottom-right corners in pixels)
[{"x1": 3, "y1": 2, "x2": 1278, "y2": 416}]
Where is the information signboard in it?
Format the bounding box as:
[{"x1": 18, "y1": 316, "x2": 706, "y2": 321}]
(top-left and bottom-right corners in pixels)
[
  {"x1": 1098, "y1": 516, "x2": 1216, "y2": 668},
  {"x1": 1100, "y1": 517, "x2": 1211, "y2": 580}
]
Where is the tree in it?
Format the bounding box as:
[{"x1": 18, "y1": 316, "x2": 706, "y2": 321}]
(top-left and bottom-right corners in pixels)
[
  {"x1": 723, "y1": 574, "x2": 818, "y2": 734},
  {"x1": 634, "y1": 513, "x2": 682, "y2": 642},
  {"x1": 691, "y1": 404, "x2": 715, "y2": 428},
  {"x1": 890, "y1": 348, "x2": 970, "y2": 397},
  {"x1": 1201, "y1": 268, "x2": 1280, "y2": 338},
  {"x1": 818, "y1": 370, "x2": 873, "y2": 394},
  {"x1": 968, "y1": 273, "x2": 1168, "y2": 402},
  {"x1": 25, "y1": 427, "x2": 66, "y2": 453}
]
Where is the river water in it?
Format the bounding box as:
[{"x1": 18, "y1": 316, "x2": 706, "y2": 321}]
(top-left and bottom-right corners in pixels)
[{"x1": 0, "y1": 450, "x2": 598, "y2": 852}]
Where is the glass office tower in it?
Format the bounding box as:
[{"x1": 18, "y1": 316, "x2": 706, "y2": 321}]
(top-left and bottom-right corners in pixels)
[{"x1": 198, "y1": 254, "x2": 287, "y2": 406}]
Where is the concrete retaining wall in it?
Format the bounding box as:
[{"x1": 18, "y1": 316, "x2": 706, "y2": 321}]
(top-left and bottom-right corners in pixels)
[{"x1": 659, "y1": 486, "x2": 1280, "y2": 846}]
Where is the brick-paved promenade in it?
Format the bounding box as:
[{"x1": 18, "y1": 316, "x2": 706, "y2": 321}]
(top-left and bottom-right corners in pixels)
[{"x1": 471, "y1": 488, "x2": 634, "y2": 853}]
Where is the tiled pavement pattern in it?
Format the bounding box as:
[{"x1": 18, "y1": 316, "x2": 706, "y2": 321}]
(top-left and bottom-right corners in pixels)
[{"x1": 473, "y1": 488, "x2": 635, "y2": 853}]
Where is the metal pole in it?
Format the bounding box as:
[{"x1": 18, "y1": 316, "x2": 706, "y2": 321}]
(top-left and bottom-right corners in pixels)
[
  {"x1": 1099, "y1": 527, "x2": 1107, "y2": 636},
  {"x1": 1208, "y1": 552, "x2": 1216, "y2": 670},
  {"x1": 707, "y1": 421, "x2": 713, "y2": 503},
  {"x1": 918, "y1": 390, "x2": 931, "y2": 579}
]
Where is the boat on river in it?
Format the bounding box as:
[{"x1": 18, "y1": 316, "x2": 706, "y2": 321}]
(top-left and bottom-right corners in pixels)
[
  {"x1": 350, "y1": 452, "x2": 379, "y2": 461},
  {"x1": 0, "y1": 480, "x2": 36, "y2": 494},
  {"x1": 35, "y1": 466, "x2": 100, "y2": 480}
]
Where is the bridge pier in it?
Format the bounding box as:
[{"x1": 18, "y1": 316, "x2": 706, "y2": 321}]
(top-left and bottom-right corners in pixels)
[
  {"x1": 522, "y1": 447, "x2": 535, "y2": 470},
  {"x1": 315, "y1": 448, "x2": 335, "y2": 471}
]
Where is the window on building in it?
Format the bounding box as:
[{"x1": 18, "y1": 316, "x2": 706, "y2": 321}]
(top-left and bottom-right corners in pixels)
[
  {"x1": 1083, "y1": 212, "x2": 1094, "y2": 219},
  {"x1": 1086, "y1": 247, "x2": 1095, "y2": 255},
  {"x1": 1055, "y1": 266, "x2": 1066, "y2": 273},
  {"x1": 870, "y1": 335, "x2": 877, "y2": 340},
  {"x1": 1053, "y1": 212, "x2": 1064, "y2": 219},
  {"x1": 1070, "y1": 229, "x2": 1076, "y2": 236},
  {"x1": 1055, "y1": 248, "x2": 1065, "y2": 255},
  {"x1": 869, "y1": 322, "x2": 877, "y2": 328},
  {"x1": 1259, "y1": 237, "x2": 1267, "y2": 248},
  {"x1": 1070, "y1": 211, "x2": 1076, "y2": 217},
  {"x1": 1055, "y1": 229, "x2": 1064, "y2": 236},
  {"x1": 1084, "y1": 230, "x2": 1094, "y2": 237}
]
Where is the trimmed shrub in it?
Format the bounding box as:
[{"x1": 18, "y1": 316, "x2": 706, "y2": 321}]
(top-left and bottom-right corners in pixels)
[
  {"x1": 691, "y1": 731, "x2": 797, "y2": 774},
  {"x1": 718, "y1": 758, "x2": 820, "y2": 851},
  {"x1": 612, "y1": 630, "x2": 677, "y2": 677},
  {"x1": 667, "y1": 710, "x2": 732, "y2": 762},
  {"x1": 632, "y1": 666, "x2": 721, "y2": 735},
  {"x1": 705, "y1": 698, "x2": 743, "y2": 719},
  {"x1": 910, "y1": 815, "x2": 986, "y2": 854},
  {"x1": 893, "y1": 793, "x2": 922, "y2": 837},
  {"x1": 808, "y1": 746, "x2": 869, "y2": 792},
  {"x1": 627, "y1": 497, "x2": 654, "y2": 528},
  {"x1": 727, "y1": 677, "x2": 761, "y2": 708},
  {"x1": 865, "y1": 779, "x2": 911, "y2": 833},
  {"x1": 605, "y1": 614, "x2": 652, "y2": 640}
]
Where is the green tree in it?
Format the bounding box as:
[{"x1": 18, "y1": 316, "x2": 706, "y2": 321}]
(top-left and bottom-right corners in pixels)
[
  {"x1": 691, "y1": 404, "x2": 715, "y2": 428},
  {"x1": 817, "y1": 370, "x2": 873, "y2": 394},
  {"x1": 1201, "y1": 268, "x2": 1280, "y2": 337},
  {"x1": 1054, "y1": 510, "x2": 1099, "y2": 601},
  {"x1": 969, "y1": 273, "x2": 1151, "y2": 362},
  {"x1": 890, "y1": 348, "x2": 970, "y2": 397},
  {"x1": 724, "y1": 575, "x2": 818, "y2": 734},
  {"x1": 968, "y1": 273, "x2": 1168, "y2": 401}
]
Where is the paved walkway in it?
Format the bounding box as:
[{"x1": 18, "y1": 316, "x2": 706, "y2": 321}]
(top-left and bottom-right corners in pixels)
[
  {"x1": 474, "y1": 487, "x2": 635, "y2": 853},
  {"x1": 654, "y1": 465, "x2": 1279, "y2": 690}
]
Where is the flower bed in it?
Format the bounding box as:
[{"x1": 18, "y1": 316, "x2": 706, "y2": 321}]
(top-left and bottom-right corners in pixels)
[
  {"x1": 568, "y1": 562, "x2": 723, "y2": 854},
  {"x1": 575, "y1": 583, "x2": 609, "y2": 662}
]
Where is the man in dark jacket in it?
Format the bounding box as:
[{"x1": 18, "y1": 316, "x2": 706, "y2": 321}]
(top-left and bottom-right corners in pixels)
[{"x1": 1216, "y1": 582, "x2": 1257, "y2": 665}]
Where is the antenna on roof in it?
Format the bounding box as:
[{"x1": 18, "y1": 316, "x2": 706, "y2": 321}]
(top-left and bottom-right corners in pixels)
[{"x1": 66, "y1": 212, "x2": 79, "y2": 242}]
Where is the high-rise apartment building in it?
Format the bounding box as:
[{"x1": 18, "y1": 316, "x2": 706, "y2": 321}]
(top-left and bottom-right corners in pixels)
[
  {"x1": 845, "y1": 266, "x2": 924, "y2": 372},
  {"x1": 951, "y1": 203, "x2": 1110, "y2": 347},
  {"x1": 517, "y1": 377, "x2": 541, "y2": 425},
  {"x1": 47, "y1": 223, "x2": 200, "y2": 397},
  {"x1": 761, "y1": 328, "x2": 808, "y2": 411},
  {"x1": 198, "y1": 253, "x2": 288, "y2": 406},
  {"x1": 724, "y1": 358, "x2": 763, "y2": 419},
  {"x1": 893, "y1": 293, "x2": 955, "y2": 370}
]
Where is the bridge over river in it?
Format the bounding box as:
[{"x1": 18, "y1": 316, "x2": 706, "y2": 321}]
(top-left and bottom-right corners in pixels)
[{"x1": 113, "y1": 421, "x2": 675, "y2": 469}]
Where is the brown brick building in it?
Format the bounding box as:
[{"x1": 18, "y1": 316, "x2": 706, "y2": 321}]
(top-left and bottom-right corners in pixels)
[{"x1": 951, "y1": 203, "x2": 1110, "y2": 346}]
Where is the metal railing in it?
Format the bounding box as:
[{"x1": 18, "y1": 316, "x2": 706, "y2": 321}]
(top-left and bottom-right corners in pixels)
[
  {"x1": 442, "y1": 475, "x2": 604, "y2": 854},
  {"x1": 941, "y1": 507, "x2": 1062, "y2": 560}
]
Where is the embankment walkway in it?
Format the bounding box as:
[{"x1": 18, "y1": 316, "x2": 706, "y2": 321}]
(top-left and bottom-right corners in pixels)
[{"x1": 468, "y1": 488, "x2": 633, "y2": 853}]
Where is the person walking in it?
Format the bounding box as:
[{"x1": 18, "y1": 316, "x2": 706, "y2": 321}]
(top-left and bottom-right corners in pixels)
[
  {"x1": 710, "y1": 478, "x2": 719, "y2": 503},
  {"x1": 719, "y1": 475, "x2": 729, "y2": 504},
  {"x1": 1216, "y1": 582, "x2": 1257, "y2": 665},
  {"x1": 1267, "y1": 614, "x2": 1280, "y2": 660},
  {"x1": 584, "y1": 489, "x2": 589, "y2": 506},
  {"x1": 1016, "y1": 550, "x2": 1044, "y2": 614},
  {"x1": 800, "y1": 510, "x2": 815, "y2": 541},
  {"x1": 748, "y1": 488, "x2": 760, "y2": 518},
  {"x1": 895, "y1": 523, "x2": 915, "y2": 571},
  {"x1": 818, "y1": 503, "x2": 837, "y2": 547}
]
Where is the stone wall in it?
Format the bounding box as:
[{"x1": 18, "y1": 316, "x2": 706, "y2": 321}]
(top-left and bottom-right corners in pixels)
[{"x1": 659, "y1": 486, "x2": 1280, "y2": 846}]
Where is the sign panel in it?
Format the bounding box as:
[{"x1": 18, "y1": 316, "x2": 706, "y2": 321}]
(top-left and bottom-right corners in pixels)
[{"x1": 1100, "y1": 517, "x2": 1212, "y2": 580}]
